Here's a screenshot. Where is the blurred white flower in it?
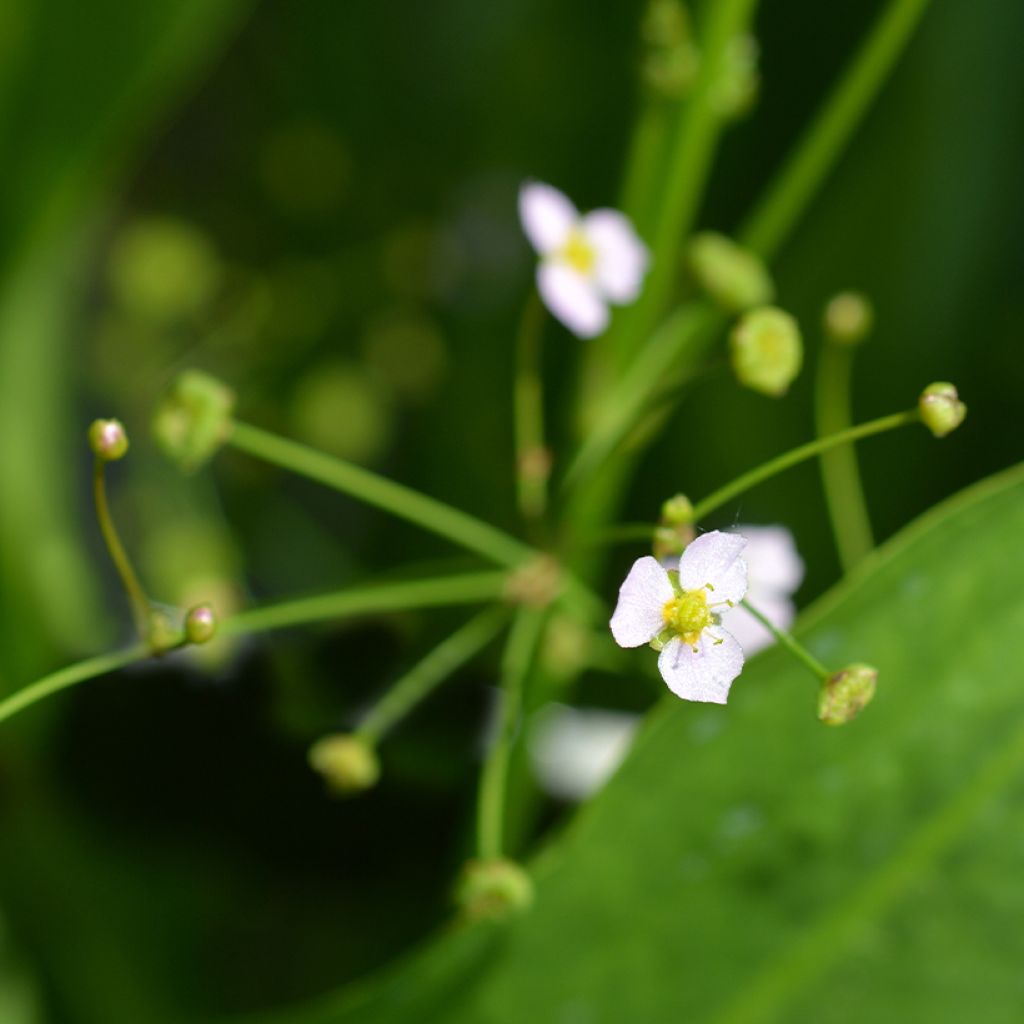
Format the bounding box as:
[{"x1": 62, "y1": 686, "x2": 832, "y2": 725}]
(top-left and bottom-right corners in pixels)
[
  {"x1": 529, "y1": 703, "x2": 640, "y2": 801},
  {"x1": 518, "y1": 181, "x2": 649, "y2": 338},
  {"x1": 611, "y1": 530, "x2": 748, "y2": 704},
  {"x1": 721, "y1": 525, "x2": 803, "y2": 655}
]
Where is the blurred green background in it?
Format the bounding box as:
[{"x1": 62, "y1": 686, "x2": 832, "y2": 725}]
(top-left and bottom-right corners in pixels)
[{"x1": 0, "y1": 0, "x2": 1021, "y2": 1021}]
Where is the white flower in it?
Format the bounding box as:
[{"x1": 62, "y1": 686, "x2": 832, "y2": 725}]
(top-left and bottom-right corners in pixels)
[
  {"x1": 720, "y1": 525, "x2": 803, "y2": 655},
  {"x1": 518, "y1": 181, "x2": 649, "y2": 338},
  {"x1": 611, "y1": 531, "x2": 748, "y2": 704},
  {"x1": 529, "y1": 703, "x2": 640, "y2": 801}
]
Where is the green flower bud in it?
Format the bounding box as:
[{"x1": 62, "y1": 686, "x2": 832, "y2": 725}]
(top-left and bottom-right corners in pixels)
[
  {"x1": 818, "y1": 663, "x2": 877, "y2": 726},
  {"x1": 88, "y1": 418, "x2": 129, "y2": 462},
  {"x1": 455, "y1": 858, "x2": 534, "y2": 922},
  {"x1": 713, "y1": 35, "x2": 760, "y2": 120},
  {"x1": 641, "y1": 0, "x2": 689, "y2": 49},
  {"x1": 643, "y1": 45, "x2": 700, "y2": 100},
  {"x1": 184, "y1": 603, "x2": 218, "y2": 645},
  {"x1": 308, "y1": 734, "x2": 380, "y2": 795},
  {"x1": 823, "y1": 291, "x2": 873, "y2": 346},
  {"x1": 729, "y1": 306, "x2": 803, "y2": 397},
  {"x1": 653, "y1": 494, "x2": 696, "y2": 561},
  {"x1": 153, "y1": 370, "x2": 235, "y2": 472},
  {"x1": 688, "y1": 232, "x2": 774, "y2": 313},
  {"x1": 147, "y1": 605, "x2": 182, "y2": 655},
  {"x1": 918, "y1": 382, "x2": 967, "y2": 438}
]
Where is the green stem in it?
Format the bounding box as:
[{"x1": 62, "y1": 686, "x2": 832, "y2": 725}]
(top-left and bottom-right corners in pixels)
[
  {"x1": 222, "y1": 572, "x2": 509, "y2": 637},
  {"x1": 815, "y1": 342, "x2": 874, "y2": 571},
  {"x1": 740, "y1": 600, "x2": 829, "y2": 681},
  {"x1": 620, "y1": 100, "x2": 675, "y2": 237},
  {"x1": 357, "y1": 606, "x2": 510, "y2": 745},
  {"x1": 612, "y1": 0, "x2": 760, "y2": 364},
  {"x1": 740, "y1": 0, "x2": 933, "y2": 258},
  {"x1": 564, "y1": 302, "x2": 721, "y2": 491},
  {"x1": 228, "y1": 421, "x2": 533, "y2": 570},
  {"x1": 0, "y1": 572, "x2": 511, "y2": 729},
  {"x1": 92, "y1": 458, "x2": 151, "y2": 634},
  {"x1": 691, "y1": 409, "x2": 920, "y2": 522},
  {"x1": 476, "y1": 607, "x2": 545, "y2": 860},
  {"x1": 0, "y1": 645, "x2": 149, "y2": 727},
  {"x1": 514, "y1": 291, "x2": 550, "y2": 529}
]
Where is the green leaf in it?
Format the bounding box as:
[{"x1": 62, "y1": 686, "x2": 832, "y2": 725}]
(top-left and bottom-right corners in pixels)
[{"x1": 263, "y1": 461, "x2": 1024, "y2": 1023}]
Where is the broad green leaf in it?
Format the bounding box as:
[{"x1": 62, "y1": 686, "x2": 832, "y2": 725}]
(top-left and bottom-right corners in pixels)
[{"x1": 261, "y1": 461, "x2": 1024, "y2": 1024}]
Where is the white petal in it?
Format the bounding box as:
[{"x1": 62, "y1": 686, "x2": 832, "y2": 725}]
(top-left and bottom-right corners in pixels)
[
  {"x1": 734, "y1": 524, "x2": 804, "y2": 597},
  {"x1": 657, "y1": 631, "x2": 744, "y2": 704},
  {"x1": 678, "y1": 530, "x2": 748, "y2": 607},
  {"x1": 529, "y1": 704, "x2": 640, "y2": 801},
  {"x1": 537, "y1": 261, "x2": 609, "y2": 338},
  {"x1": 609, "y1": 555, "x2": 674, "y2": 648},
  {"x1": 720, "y1": 591, "x2": 795, "y2": 656},
  {"x1": 582, "y1": 209, "x2": 650, "y2": 304},
  {"x1": 519, "y1": 181, "x2": 578, "y2": 255}
]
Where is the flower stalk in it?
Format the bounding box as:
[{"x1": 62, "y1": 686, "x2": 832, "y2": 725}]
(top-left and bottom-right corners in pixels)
[
  {"x1": 356, "y1": 606, "x2": 510, "y2": 745},
  {"x1": 514, "y1": 290, "x2": 550, "y2": 529},
  {"x1": 740, "y1": 599, "x2": 829, "y2": 682}
]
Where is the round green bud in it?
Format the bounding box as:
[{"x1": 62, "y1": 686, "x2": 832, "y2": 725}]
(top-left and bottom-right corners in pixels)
[
  {"x1": 455, "y1": 858, "x2": 534, "y2": 922},
  {"x1": 184, "y1": 603, "x2": 218, "y2": 645},
  {"x1": 308, "y1": 734, "x2": 380, "y2": 795},
  {"x1": 823, "y1": 291, "x2": 873, "y2": 346},
  {"x1": 688, "y1": 232, "x2": 774, "y2": 313},
  {"x1": 918, "y1": 382, "x2": 967, "y2": 438},
  {"x1": 146, "y1": 606, "x2": 182, "y2": 655},
  {"x1": 729, "y1": 306, "x2": 803, "y2": 397},
  {"x1": 660, "y1": 493, "x2": 694, "y2": 526},
  {"x1": 713, "y1": 35, "x2": 760, "y2": 120},
  {"x1": 153, "y1": 370, "x2": 235, "y2": 473},
  {"x1": 653, "y1": 494, "x2": 696, "y2": 561},
  {"x1": 88, "y1": 418, "x2": 129, "y2": 462},
  {"x1": 643, "y1": 44, "x2": 700, "y2": 100},
  {"x1": 818, "y1": 663, "x2": 878, "y2": 726}
]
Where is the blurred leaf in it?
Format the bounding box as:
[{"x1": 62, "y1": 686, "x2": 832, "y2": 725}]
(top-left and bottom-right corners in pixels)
[
  {"x1": 0, "y1": 0, "x2": 250, "y2": 683},
  {"x1": 262, "y1": 460, "x2": 1024, "y2": 1023}
]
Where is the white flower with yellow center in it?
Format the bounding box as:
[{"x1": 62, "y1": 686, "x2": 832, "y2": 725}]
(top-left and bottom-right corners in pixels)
[
  {"x1": 611, "y1": 531, "x2": 748, "y2": 703},
  {"x1": 519, "y1": 181, "x2": 650, "y2": 338}
]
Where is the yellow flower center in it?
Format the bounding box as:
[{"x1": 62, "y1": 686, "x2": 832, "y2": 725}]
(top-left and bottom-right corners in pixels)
[
  {"x1": 561, "y1": 229, "x2": 596, "y2": 275},
  {"x1": 662, "y1": 589, "x2": 713, "y2": 647}
]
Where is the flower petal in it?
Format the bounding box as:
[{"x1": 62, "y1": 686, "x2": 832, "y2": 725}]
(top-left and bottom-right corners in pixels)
[
  {"x1": 678, "y1": 530, "x2": 748, "y2": 607},
  {"x1": 537, "y1": 261, "x2": 609, "y2": 338},
  {"x1": 609, "y1": 555, "x2": 674, "y2": 648},
  {"x1": 529, "y1": 704, "x2": 640, "y2": 801},
  {"x1": 519, "y1": 181, "x2": 577, "y2": 255},
  {"x1": 734, "y1": 524, "x2": 804, "y2": 596},
  {"x1": 657, "y1": 630, "x2": 744, "y2": 704},
  {"x1": 720, "y1": 591, "x2": 795, "y2": 657},
  {"x1": 582, "y1": 209, "x2": 650, "y2": 304}
]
